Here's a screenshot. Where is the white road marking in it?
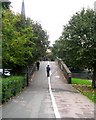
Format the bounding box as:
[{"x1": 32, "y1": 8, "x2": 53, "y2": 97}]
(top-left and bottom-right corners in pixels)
[
  {"x1": 47, "y1": 61, "x2": 61, "y2": 118},
  {"x1": 48, "y1": 77, "x2": 61, "y2": 118}
]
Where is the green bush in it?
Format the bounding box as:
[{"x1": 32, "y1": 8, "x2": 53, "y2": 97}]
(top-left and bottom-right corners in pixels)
[{"x1": 1, "y1": 76, "x2": 25, "y2": 103}]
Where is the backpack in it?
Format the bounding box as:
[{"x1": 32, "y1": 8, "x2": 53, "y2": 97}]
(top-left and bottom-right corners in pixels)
[{"x1": 46, "y1": 66, "x2": 50, "y2": 72}]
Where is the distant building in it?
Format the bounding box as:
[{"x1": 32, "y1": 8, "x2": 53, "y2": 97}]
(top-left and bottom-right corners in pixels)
[
  {"x1": 46, "y1": 49, "x2": 51, "y2": 54},
  {"x1": 94, "y1": 1, "x2": 96, "y2": 12},
  {"x1": 21, "y1": 0, "x2": 25, "y2": 18}
]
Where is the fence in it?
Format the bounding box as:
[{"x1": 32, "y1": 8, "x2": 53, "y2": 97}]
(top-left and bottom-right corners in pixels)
[
  {"x1": 56, "y1": 57, "x2": 72, "y2": 84},
  {"x1": 25, "y1": 62, "x2": 36, "y2": 86},
  {"x1": 72, "y1": 72, "x2": 92, "y2": 80}
]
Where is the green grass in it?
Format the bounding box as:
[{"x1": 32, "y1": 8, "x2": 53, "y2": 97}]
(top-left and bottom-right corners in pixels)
[
  {"x1": 72, "y1": 78, "x2": 92, "y2": 85},
  {"x1": 72, "y1": 78, "x2": 96, "y2": 103}
]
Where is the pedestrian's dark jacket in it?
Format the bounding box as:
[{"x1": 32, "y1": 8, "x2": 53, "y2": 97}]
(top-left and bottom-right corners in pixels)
[
  {"x1": 37, "y1": 62, "x2": 40, "y2": 66},
  {"x1": 46, "y1": 65, "x2": 50, "y2": 72}
]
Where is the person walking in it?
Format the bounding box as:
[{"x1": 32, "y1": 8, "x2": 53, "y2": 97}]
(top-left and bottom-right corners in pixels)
[
  {"x1": 36, "y1": 61, "x2": 40, "y2": 70},
  {"x1": 46, "y1": 65, "x2": 51, "y2": 77}
]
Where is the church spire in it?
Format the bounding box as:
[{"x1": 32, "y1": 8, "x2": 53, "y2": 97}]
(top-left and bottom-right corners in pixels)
[
  {"x1": 21, "y1": 0, "x2": 25, "y2": 18},
  {"x1": 94, "y1": 1, "x2": 96, "y2": 12}
]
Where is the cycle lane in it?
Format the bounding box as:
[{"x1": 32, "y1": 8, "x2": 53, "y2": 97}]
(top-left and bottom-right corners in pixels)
[{"x1": 49, "y1": 61, "x2": 95, "y2": 119}]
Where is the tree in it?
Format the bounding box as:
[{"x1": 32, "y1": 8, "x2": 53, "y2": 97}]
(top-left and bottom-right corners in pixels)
[
  {"x1": 1, "y1": 0, "x2": 11, "y2": 10},
  {"x1": 52, "y1": 9, "x2": 96, "y2": 88},
  {"x1": 2, "y1": 9, "x2": 49, "y2": 74},
  {"x1": 32, "y1": 22, "x2": 49, "y2": 60},
  {"x1": 2, "y1": 10, "x2": 35, "y2": 74}
]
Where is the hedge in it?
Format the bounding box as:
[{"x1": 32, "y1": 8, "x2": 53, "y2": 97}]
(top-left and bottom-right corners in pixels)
[{"x1": 1, "y1": 76, "x2": 26, "y2": 103}]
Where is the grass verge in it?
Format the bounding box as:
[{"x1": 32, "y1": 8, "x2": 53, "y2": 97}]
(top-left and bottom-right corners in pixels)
[{"x1": 72, "y1": 78, "x2": 96, "y2": 103}]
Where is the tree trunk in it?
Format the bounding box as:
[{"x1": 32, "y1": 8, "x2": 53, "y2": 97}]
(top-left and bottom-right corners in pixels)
[
  {"x1": 3, "y1": 68, "x2": 4, "y2": 75},
  {"x1": 92, "y1": 66, "x2": 96, "y2": 88}
]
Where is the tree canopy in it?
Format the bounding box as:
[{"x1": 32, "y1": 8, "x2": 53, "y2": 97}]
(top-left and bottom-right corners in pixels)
[
  {"x1": 52, "y1": 9, "x2": 96, "y2": 87},
  {"x1": 53, "y1": 9, "x2": 96, "y2": 69},
  {"x1": 1, "y1": 0, "x2": 11, "y2": 10},
  {"x1": 2, "y1": 9, "x2": 49, "y2": 74}
]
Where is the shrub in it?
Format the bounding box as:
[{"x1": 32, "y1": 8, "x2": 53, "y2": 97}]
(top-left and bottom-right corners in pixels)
[{"x1": 1, "y1": 76, "x2": 25, "y2": 103}]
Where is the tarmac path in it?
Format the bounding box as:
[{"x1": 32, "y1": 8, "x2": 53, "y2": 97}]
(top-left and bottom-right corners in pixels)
[{"x1": 1, "y1": 61, "x2": 95, "y2": 119}]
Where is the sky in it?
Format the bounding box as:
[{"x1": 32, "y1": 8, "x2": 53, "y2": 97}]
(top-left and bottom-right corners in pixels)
[{"x1": 10, "y1": 0, "x2": 95, "y2": 46}]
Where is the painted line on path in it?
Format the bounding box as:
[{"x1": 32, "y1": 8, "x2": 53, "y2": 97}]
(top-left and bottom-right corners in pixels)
[{"x1": 47, "y1": 61, "x2": 61, "y2": 118}]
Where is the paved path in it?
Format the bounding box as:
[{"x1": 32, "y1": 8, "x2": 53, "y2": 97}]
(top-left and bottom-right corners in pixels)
[
  {"x1": 1, "y1": 61, "x2": 95, "y2": 119},
  {"x1": 50, "y1": 62, "x2": 94, "y2": 119}
]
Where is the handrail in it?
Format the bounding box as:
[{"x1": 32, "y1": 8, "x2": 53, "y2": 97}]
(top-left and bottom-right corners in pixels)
[{"x1": 56, "y1": 57, "x2": 72, "y2": 84}]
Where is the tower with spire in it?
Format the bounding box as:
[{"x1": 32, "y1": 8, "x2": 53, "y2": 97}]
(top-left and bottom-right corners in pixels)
[
  {"x1": 21, "y1": 0, "x2": 25, "y2": 18},
  {"x1": 94, "y1": 1, "x2": 96, "y2": 12}
]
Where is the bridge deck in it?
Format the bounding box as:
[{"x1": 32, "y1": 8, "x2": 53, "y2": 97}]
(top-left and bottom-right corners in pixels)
[{"x1": 1, "y1": 61, "x2": 94, "y2": 119}]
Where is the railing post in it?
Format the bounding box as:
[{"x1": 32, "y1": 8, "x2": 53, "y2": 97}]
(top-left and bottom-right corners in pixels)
[{"x1": 68, "y1": 73, "x2": 72, "y2": 84}]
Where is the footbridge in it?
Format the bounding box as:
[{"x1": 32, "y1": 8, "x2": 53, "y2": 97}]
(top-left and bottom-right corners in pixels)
[{"x1": 1, "y1": 61, "x2": 94, "y2": 119}]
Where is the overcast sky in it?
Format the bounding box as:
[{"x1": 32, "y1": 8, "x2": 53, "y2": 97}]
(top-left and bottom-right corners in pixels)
[{"x1": 10, "y1": 0, "x2": 95, "y2": 45}]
